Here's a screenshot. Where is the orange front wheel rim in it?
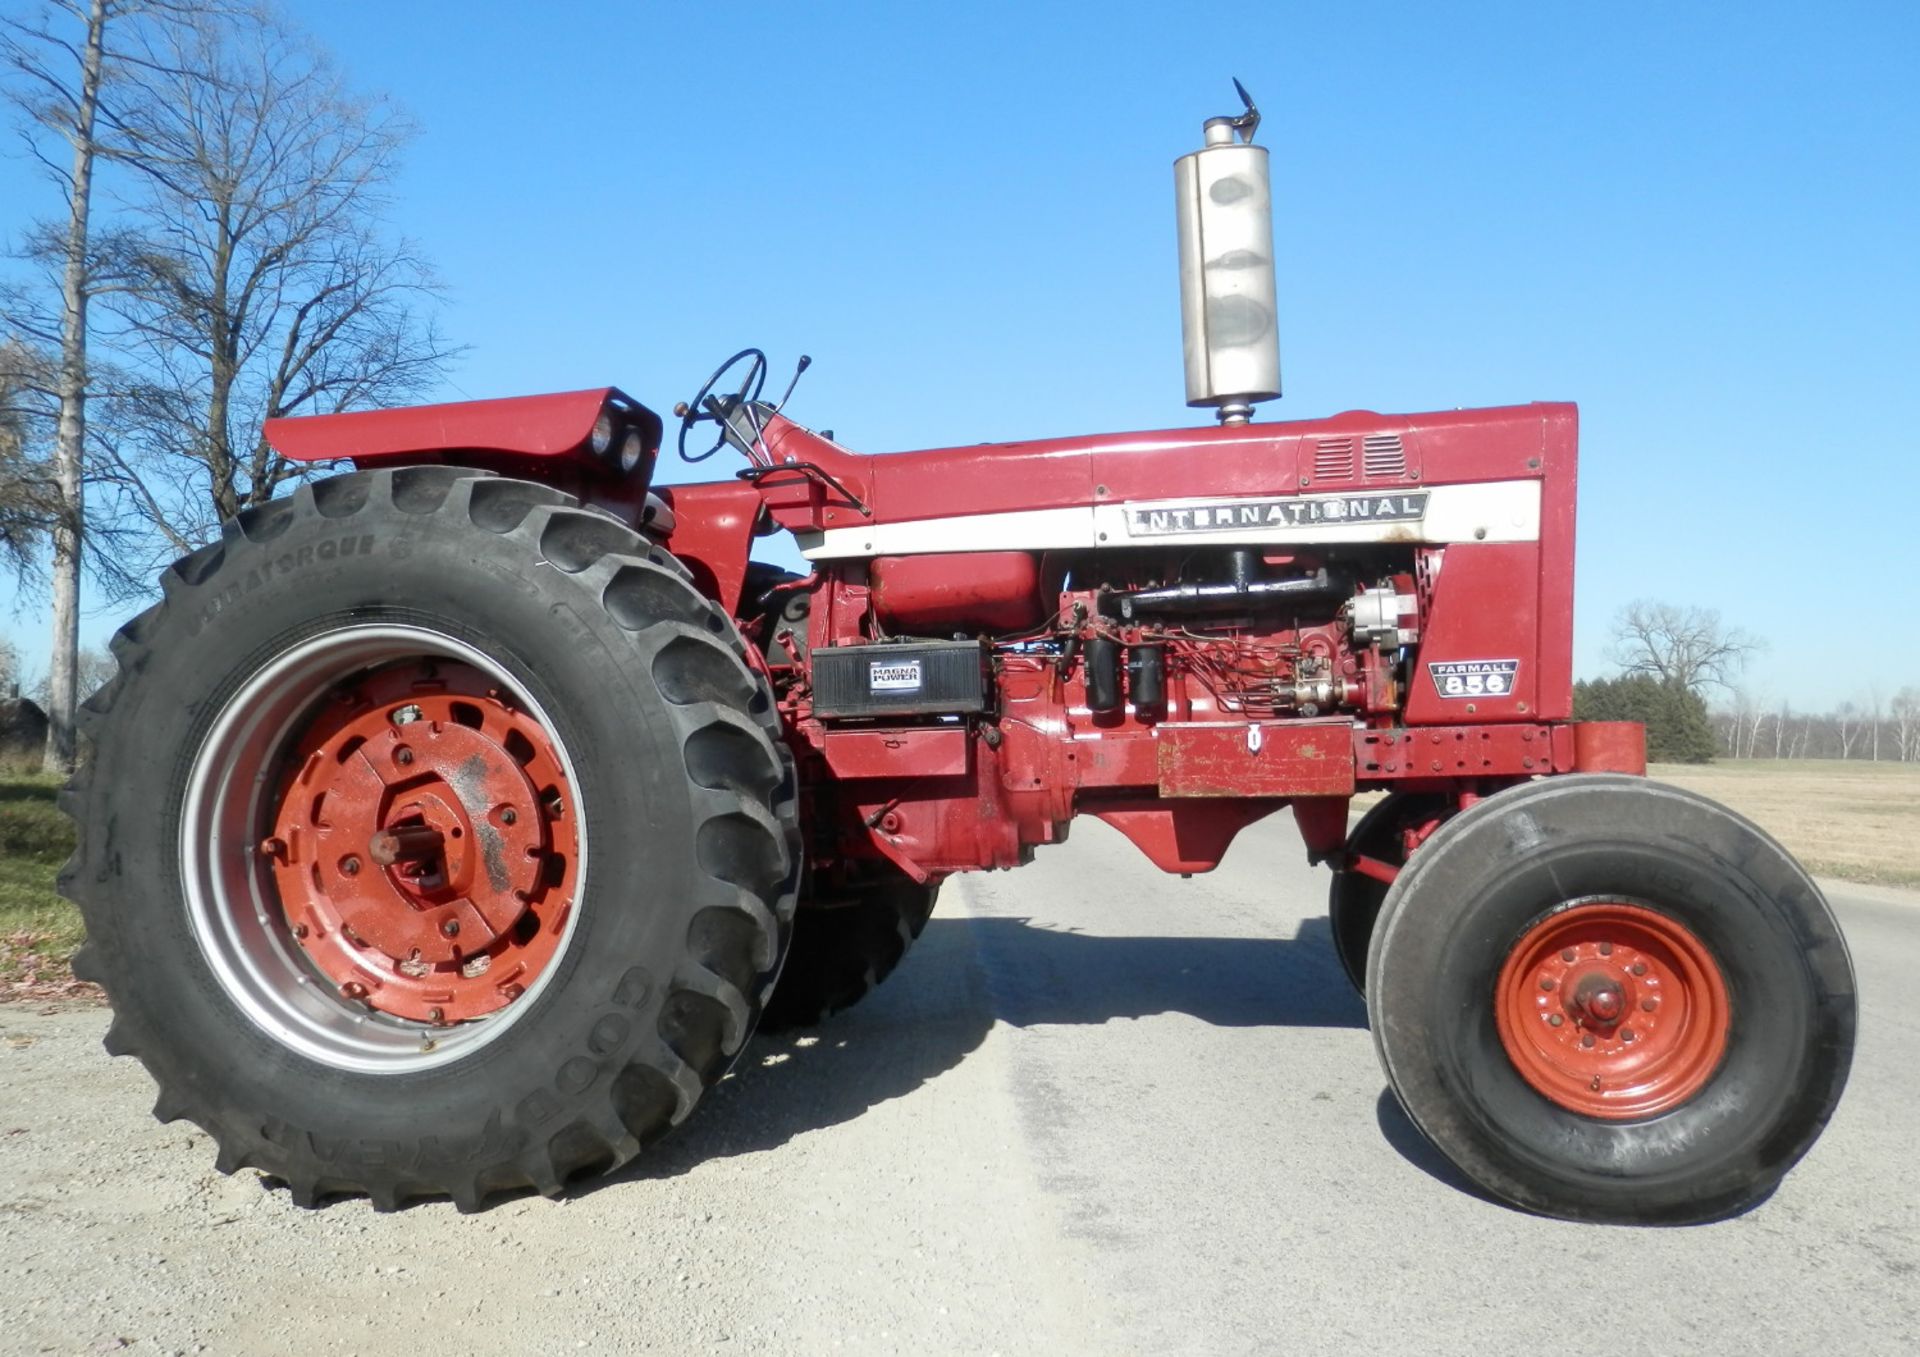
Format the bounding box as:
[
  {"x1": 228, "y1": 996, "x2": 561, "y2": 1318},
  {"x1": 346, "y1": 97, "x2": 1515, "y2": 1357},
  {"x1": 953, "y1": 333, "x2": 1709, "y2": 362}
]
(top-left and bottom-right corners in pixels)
[{"x1": 1495, "y1": 901, "x2": 1730, "y2": 1119}]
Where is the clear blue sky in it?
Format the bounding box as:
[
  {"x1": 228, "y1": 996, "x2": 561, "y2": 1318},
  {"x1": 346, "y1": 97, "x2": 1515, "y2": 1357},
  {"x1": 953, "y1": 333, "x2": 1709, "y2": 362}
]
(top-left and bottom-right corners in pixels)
[{"x1": 5, "y1": 0, "x2": 1917, "y2": 707}]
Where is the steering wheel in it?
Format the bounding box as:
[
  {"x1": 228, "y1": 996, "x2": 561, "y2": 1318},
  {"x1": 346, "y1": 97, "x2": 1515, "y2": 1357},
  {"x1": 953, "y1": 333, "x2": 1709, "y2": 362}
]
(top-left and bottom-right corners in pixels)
[{"x1": 675, "y1": 348, "x2": 768, "y2": 462}]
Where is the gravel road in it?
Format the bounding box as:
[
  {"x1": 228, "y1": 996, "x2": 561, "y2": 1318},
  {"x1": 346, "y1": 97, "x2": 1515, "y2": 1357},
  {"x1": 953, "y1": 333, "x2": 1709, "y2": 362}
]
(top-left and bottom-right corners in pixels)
[{"x1": 3, "y1": 817, "x2": 1916, "y2": 1356}]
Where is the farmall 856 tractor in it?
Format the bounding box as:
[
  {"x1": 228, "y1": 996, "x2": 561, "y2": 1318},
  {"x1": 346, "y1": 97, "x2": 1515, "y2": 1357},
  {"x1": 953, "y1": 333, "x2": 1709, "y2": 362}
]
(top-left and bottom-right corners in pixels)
[{"x1": 63, "y1": 87, "x2": 1854, "y2": 1224}]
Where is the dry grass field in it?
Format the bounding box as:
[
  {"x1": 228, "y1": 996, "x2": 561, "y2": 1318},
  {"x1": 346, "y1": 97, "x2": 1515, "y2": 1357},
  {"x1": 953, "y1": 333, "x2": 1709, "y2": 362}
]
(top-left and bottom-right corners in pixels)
[{"x1": 1651, "y1": 759, "x2": 1920, "y2": 889}]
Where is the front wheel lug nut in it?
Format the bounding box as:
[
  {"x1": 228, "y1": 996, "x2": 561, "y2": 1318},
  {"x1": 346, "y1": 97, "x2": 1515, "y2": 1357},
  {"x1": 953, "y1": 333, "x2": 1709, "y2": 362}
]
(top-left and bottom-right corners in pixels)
[
  {"x1": 291, "y1": 923, "x2": 309, "y2": 940},
  {"x1": 440, "y1": 919, "x2": 460, "y2": 938},
  {"x1": 394, "y1": 747, "x2": 414, "y2": 766},
  {"x1": 500, "y1": 807, "x2": 517, "y2": 825},
  {"x1": 339, "y1": 981, "x2": 367, "y2": 1000},
  {"x1": 340, "y1": 856, "x2": 361, "y2": 877},
  {"x1": 428, "y1": 1007, "x2": 445, "y2": 1025}
]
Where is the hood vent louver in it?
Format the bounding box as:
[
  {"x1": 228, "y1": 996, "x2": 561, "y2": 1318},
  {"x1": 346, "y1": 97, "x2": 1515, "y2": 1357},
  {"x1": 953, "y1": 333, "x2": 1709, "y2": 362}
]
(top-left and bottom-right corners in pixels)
[
  {"x1": 1313, "y1": 437, "x2": 1355, "y2": 482},
  {"x1": 1363, "y1": 433, "x2": 1407, "y2": 478}
]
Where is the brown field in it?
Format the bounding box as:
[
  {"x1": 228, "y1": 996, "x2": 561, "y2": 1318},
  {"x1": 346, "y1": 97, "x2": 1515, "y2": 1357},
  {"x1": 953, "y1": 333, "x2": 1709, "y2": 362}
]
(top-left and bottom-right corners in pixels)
[{"x1": 1650, "y1": 759, "x2": 1920, "y2": 890}]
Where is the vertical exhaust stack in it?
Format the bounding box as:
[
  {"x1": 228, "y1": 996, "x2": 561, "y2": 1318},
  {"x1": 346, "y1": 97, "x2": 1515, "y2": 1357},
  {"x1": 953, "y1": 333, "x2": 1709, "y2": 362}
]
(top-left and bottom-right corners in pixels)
[{"x1": 1175, "y1": 80, "x2": 1280, "y2": 425}]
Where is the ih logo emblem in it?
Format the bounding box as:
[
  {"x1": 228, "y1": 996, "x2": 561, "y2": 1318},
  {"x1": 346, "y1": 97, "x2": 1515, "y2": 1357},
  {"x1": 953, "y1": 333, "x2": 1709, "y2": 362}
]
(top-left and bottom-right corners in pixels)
[{"x1": 1428, "y1": 659, "x2": 1519, "y2": 699}]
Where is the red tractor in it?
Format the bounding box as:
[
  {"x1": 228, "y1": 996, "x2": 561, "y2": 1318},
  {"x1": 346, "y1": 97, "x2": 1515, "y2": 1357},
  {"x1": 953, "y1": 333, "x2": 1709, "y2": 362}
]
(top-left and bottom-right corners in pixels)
[{"x1": 62, "y1": 88, "x2": 1853, "y2": 1224}]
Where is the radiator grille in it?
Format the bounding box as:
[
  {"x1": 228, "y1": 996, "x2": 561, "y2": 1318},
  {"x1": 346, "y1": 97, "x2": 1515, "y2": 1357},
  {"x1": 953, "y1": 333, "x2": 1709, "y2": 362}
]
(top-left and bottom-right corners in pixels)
[
  {"x1": 1313, "y1": 437, "x2": 1355, "y2": 482},
  {"x1": 1363, "y1": 434, "x2": 1407, "y2": 478}
]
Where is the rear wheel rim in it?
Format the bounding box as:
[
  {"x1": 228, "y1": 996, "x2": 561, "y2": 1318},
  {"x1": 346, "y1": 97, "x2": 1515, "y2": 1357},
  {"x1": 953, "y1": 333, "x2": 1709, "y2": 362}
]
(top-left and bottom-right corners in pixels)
[
  {"x1": 181, "y1": 624, "x2": 588, "y2": 1074},
  {"x1": 1494, "y1": 899, "x2": 1730, "y2": 1119}
]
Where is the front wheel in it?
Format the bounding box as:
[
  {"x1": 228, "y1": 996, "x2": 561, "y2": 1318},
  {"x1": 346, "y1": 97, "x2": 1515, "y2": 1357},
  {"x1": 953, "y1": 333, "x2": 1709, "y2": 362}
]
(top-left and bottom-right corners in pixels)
[
  {"x1": 1366, "y1": 774, "x2": 1855, "y2": 1225},
  {"x1": 64, "y1": 469, "x2": 799, "y2": 1209}
]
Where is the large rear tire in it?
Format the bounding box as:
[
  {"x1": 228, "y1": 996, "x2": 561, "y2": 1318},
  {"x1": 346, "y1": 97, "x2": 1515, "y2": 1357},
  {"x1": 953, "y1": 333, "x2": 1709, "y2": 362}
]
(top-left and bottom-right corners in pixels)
[
  {"x1": 760, "y1": 866, "x2": 939, "y2": 1031},
  {"x1": 1367, "y1": 774, "x2": 1855, "y2": 1224},
  {"x1": 62, "y1": 468, "x2": 799, "y2": 1210}
]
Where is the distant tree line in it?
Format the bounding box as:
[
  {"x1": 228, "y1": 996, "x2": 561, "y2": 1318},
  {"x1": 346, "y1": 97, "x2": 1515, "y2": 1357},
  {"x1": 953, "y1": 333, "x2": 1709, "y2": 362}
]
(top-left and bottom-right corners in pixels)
[
  {"x1": 1712, "y1": 688, "x2": 1920, "y2": 764},
  {"x1": 1574, "y1": 675, "x2": 1718, "y2": 763},
  {"x1": 1589, "y1": 599, "x2": 1918, "y2": 764}
]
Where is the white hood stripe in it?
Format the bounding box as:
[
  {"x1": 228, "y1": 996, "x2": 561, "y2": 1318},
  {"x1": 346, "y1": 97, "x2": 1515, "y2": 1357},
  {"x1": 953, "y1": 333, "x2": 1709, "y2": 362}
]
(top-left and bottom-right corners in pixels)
[{"x1": 796, "y1": 479, "x2": 1540, "y2": 559}]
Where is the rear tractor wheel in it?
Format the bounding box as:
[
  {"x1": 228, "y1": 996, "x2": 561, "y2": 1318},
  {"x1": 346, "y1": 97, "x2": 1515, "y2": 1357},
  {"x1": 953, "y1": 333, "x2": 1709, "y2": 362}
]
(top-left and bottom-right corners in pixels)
[
  {"x1": 62, "y1": 468, "x2": 799, "y2": 1209},
  {"x1": 1366, "y1": 775, "x2": 1855, "y2": 1224},
  {"x1": 760, "y1": 864, "x2": 939, "y2": 1031}
]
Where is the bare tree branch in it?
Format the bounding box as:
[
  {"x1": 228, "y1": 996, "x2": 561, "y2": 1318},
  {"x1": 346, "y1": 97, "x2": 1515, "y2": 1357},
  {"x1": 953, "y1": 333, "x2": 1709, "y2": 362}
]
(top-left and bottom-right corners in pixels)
[{"x1": 1605, "y1": 599, "x2": 1767, "y2": 694}]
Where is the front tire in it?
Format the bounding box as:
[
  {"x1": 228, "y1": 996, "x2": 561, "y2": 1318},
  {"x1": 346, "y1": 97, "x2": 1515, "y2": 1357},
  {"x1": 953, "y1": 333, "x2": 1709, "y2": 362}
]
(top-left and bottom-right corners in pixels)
[
  {"x1": 63, "y1": 468, "x2": 798, "y2": 1210},
  {"x1": 1327, "y1": 792, "x2": 1448, "y2": 994},
  {"x1": 1366, "y1": 774, "x2": 1855, "y2": 1224}
]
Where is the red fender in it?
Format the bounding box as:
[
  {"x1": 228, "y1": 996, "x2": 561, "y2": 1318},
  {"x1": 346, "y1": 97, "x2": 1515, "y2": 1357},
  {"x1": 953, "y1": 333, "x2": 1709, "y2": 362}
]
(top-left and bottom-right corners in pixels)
[{"x1": 263, "y1": 388, "x2": 653, "y2": 468}]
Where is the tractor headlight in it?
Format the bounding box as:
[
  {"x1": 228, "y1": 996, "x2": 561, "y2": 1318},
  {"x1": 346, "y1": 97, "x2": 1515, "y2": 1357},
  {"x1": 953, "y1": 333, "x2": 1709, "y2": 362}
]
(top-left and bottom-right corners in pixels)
[
  {"x1": 618, "y1": 428, "x2": 645, "y2": 474},
  {"x1": 590, "y1": 410, "x2": 615, "y2": 456}
]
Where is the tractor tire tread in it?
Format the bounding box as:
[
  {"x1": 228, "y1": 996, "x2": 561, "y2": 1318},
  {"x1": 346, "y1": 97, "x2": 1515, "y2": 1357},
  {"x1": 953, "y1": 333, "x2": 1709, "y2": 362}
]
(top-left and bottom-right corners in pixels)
[{"x1": 59, "y1": 467, "x2": 800, "y2": 1211}]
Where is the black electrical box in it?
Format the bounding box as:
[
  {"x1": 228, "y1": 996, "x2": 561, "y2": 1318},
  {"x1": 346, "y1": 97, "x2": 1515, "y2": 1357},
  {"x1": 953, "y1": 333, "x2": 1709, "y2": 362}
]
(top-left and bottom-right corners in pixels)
[{"x1": 811, "y1": 640, "x2": 990, "y2": 719}]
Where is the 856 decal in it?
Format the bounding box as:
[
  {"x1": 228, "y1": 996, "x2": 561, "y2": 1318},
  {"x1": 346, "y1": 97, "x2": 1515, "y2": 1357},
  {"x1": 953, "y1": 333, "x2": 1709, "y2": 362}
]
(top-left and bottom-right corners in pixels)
[{"x1": 1428, "y1": 659, "x2": 1519, "y2": 699}]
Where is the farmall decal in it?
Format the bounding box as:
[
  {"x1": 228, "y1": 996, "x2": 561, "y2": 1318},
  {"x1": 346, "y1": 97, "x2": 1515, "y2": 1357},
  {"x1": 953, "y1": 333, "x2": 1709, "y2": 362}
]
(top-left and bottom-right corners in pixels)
[
  {"x1": 1428, "y1": 659, "x2": 1520, "y2": 699},
  {"x1": 1126, "y1": 491, "x2": 1428, "y2": 538}
]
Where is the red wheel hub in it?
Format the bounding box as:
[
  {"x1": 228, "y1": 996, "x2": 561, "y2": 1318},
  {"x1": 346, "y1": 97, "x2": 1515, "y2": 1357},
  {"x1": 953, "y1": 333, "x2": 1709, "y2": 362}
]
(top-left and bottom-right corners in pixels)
[
  {"x1": 262, "y1": 660, "x2": 580, "y2": 1024},
  {"x1": 1495, "y1": 901, "x2": 1730, "y2": 1119}
]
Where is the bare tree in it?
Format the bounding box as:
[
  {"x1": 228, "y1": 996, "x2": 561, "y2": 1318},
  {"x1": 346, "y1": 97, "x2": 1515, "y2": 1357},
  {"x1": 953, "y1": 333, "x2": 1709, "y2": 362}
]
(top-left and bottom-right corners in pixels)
[
  {"x1": 1726, "y1": 687, "x2": 1767, "y2": 760},
  {"x1": 104, "y1": 12, "x2": 454, "y2": 533},
  {"x1": 0, "y1": 337, "x2": 58, "y2": 580},
  {"x1": 1, "y1": 0, "x2": 122, "y2": 772},
  {"x1": 2, "y1": 0, "x2": 221, "y2": 770},
  {"x1": 1606, "y1": 600, "x2": 1766, "y2": 695},
  {"x1": 1894, "y1": 688, "x2": 1920, "y2": 763},
  {"x1": 1867, "y1": 685, "x2": 1884, "y2": 761},
  {"x1": 1834, "y1": 701, "x2": 1860, "y2": 760}
]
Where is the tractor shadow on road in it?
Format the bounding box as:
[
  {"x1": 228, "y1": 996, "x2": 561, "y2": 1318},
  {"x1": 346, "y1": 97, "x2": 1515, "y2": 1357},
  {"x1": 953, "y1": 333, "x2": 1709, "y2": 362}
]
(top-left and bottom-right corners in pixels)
[{"x1": 589, "y1": 912, "x2": 1370, "y2": 1194}]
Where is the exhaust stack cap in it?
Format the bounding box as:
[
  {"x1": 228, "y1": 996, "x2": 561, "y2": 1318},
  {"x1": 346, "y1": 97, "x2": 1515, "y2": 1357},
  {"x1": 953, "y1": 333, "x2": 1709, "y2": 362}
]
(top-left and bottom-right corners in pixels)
[{"x1": 1175, "y1": 80, "x2": 1281, "y2": 424}]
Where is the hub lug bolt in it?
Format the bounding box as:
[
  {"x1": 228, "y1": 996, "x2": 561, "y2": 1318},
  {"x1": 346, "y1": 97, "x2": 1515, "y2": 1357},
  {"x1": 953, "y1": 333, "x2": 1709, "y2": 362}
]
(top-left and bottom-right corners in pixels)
[
  {"x1": 340, "y1": 855, "x2": 361, "y2": 877},
  {"x1": 441, "y1": 919, "x2": 460, "y2": 938},
  {"x1": 292, "y1": 923, "x2": 309, "y2": 940},
  {"x1": 1561, "y1": 949, "x2": 1577, "y2": 962},
  {"x1": 395, "y1": 747, "x2": 415, "y2": 766},
  {"x1": 1641, "y1": 997, "x2": 1658, "y2": 1012},
  {"x1": 428, "y1": 1007, "x2": 445, "y2": 1025},
  {"x1": 500, "y1": 807, "x2": 517, "y2": 825},
  {"x1": 258, "y1": 836, "x2": 288, "y2": 860},
  {"x1": 339, "y1": 981, "x2": 367, "y2": 1000},
  {"x1": 1548, "y1": 1014, "x2": 1563, "y2": 1027}
]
